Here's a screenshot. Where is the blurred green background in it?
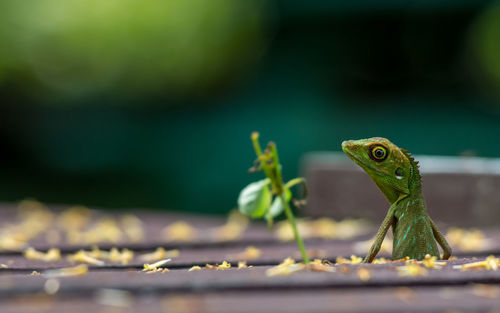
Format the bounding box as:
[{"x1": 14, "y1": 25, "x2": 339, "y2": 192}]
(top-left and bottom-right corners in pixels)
[{"x1": 1, "y1": 0, "x2": 500, "y2": 213}]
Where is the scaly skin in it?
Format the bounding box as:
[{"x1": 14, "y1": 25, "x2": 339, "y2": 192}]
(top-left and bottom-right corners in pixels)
[{"x1": 342, "y1": 137, "x2": 451, "y2": 262}]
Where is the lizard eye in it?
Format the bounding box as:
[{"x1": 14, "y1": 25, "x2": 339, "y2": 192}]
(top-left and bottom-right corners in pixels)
[{"x1": 370, "y1": 146, "x2": 387, "y2": 161}]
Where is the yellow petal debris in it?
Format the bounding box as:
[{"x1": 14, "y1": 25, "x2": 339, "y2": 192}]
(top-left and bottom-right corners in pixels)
[
  {"x1": 266, "y1": 257, "x2": 305, "y2": 277},
  {"x1": 446, "y1": 228, "x2": 492, "y2": 252},
  {"x1": 357, "y1": 267, "x2": 372, "y2": 281},
  {"x1": 217, "y1": 261, "x2": 231, "y2": 270},
  {"x1": 211, "y1": 210, "x2": 249, "y2": 241},
  {"x1": 335, "y1": 257, "x2": 351, "y2": 264},
  {"x1": 231, "y1": 246, "x2": 261, "y2": 260},
  {"x1": 307, "y1": 259, "x2": 335, "y2": 272},
  {"x1": 66, "y1": 247, "x2": 135, "y2": 265},
  {"x1": 373, "y1": 258, "x2": 390, "y2": 264},
  {"x1": 67, "y1": 250, "x2": 105, "y2": 266},
  {"x1": 162, "y1": 221, "x2": 197, "y2": 242},
  {"x1": 0, "y1": 200, "x2": 54, "y2": 251},
  {"x1": 188, "y1": 266, "x2": 202, "y2": 271},
  {"x1": 66, "y1": 217, "x2": 124, "y2": 246},
  {"x1": 0, "y1": 264, "x2": 8, "y2": 268},
  {"x1": 109, "y1": 247, "x2": 134, "y2": 265},
  {"x1": 57, "y1": 206, "x2": 91, "y2": 231},
  {"x1": 238, "y1": 261, "x2": 252, "y2": 269},
  {"x1": 334, "y1": 219, "x2": 371, "y2": 240},
  {"x1": 139, "y1": 248, "x2": 180, "y2": 263},
  {"x1": 275, "y1": 220, "x2": 312, "y2": 241},
  {"x1": 143, "y1": 259, "x2": 171, "y2": 272},
  {"x1": 0, "y1": 235, "x2": 27, "y2": 251},
  {"x1": 120, "y1": 214, "x2": 144, "y2": 243},
  {"x1": 85, "y1": 218, "x2": 123, "y2": 245},
  {"x1": 279, "y1": 257, "x2": 295, "y2": 267},
  {"x1": 421, "y1": 254, "x2": 447, "y2": 269},
  {"x1": 397, "y1": 262, "x2": 428, "y2": 277},
  {"x1": 30, "y1": 271, "x2": 40, "y2": 276},
  {"x1": 24, "y1": 247, "x2": 61, "y2": 262},
  {"x1": 453, "y1": 255, "x2": 499, "y2": 271},
  {"x1": 145, "y1": 268, "x2": 170, "y2": 274},
  {"x1": 336, "y1": 255, "x2": 363, "y2": 265},
  {"x1": 350, "y1": 255, "x2": 363, "y2": 264},
  {"x1": 309, "y1": 218, "x2": 338, "y2": 239},
  {"x1": 44, "y1": 264, "x2": 89, "y2": 278}
]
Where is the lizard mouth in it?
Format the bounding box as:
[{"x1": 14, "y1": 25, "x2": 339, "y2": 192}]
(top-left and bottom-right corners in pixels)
[{"x1": 343, "y1": 150, "x2": 382, "y2": 176}]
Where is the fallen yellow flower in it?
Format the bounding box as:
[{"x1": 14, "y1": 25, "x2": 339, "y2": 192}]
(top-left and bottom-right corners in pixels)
[
  {"x1": 453, "y1": 255, "x2": 499, "y2": 271},
  {"x1": 188, "y1": 266, "x2": 202, "y2": 271},
  {"x1": 162, "y1": 221, "x2": 197, "y2": 242},
  {"x1": 24, "y1": 247, "x2": 61, "y2": 262},
  {"x1": 397, "y1": 262, "x2": 428, "y2": 277},
  {"x1": 44, "y1": 265, "x2": 89, "y2": 278},
  {"x1": 446, "y1": 228, "x2": 492, "y2": 252},
  {"x1": 238, "y1": 261, "x2": 249, "y2": 269},
  {"x1": 120, "y1": 214, "x2": 144, "y2": 243},
  {"x1": 109, "y1": 247, "x2": 134, "y2": 265},
  {"x1": 421, "y1": 254, "x2": 446, "y2": 269},
  {"x1": 211, "y1": 210, "x2": 249, "y2": 241},
  {"x1": 139, "y1": 247, "x2": 179, "y2": 262},
  {"x1": 336, "y1": 255, "x2": 363, "y2": 265},
  {"x1": 231, "y1": 246, "x2": 261, "y2": 260},
  {"x1": 143, "y1": 259, "x2": 171, "y2": 272},
  {"x1": 266, "y1": 257, "x2": 305, "y2": 277},
  {"x1": 67, "y1": 250, "x2": 105, "y2": 266},
  {"x1": 217, "y1": 261, "x2": 231, "y2": 270}
]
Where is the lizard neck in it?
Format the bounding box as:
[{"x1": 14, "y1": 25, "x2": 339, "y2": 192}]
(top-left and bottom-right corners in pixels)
[{"x1": 396, "y1": 150, "x2": 424, "y2": 205}]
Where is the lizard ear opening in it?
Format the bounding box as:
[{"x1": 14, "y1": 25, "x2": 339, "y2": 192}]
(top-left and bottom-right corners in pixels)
[{"x1": 395, "y1": 167, "x2": 404, "y2": 179}]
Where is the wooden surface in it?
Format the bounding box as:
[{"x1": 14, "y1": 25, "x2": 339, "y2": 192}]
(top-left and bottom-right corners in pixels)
[{"x1": 1, "y1": 203, "x2": 500, "y2": 313}]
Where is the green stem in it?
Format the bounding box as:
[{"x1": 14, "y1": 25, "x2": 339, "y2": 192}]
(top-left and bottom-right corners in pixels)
[
  {"x1": 284, "y1": 177, "x2": 305, "y2": 190},
  {"x1": 251, "y1": 132, "x2": 273, "y2": 184},
  {"x1": 281, "y1": 193, "x2": 310, "y2": 264},
  {"x1": 251, "y1": 132, "x2": 309, "y2": 264},
  {"x1": 270, "y1": 142, "x2": 309, "y2": 264},
  {"x1": 268, "y1": 142, "x2": 283, "y2": 194},
  {"x1": 251, "y1": 132, "x2": 263, "y2": 155}
]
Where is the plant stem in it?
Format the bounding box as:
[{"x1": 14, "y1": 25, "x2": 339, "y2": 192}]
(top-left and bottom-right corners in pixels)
[
  {"x1": 268, "y1": 142, "x2": 283, "y2": 194},
  {"x1": 261, "y1": 137, "x2": 309, "y2": 264},
  {"x1": 281, "y1": 195, "x2": 310, "y2": 264},
  {"x1": 251, "y1": 132, "x2": 263, "y2": 155},
  {"x1": 251, "y1": 132, "x2": 274, "y2": 186}
]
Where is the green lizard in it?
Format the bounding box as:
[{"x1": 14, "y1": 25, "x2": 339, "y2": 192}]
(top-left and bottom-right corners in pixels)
[{"x1": 341, "y1": 137, "x2": 451, "y2": 262}]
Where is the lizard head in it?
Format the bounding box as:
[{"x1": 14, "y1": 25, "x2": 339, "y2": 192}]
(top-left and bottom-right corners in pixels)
[{"x1": 342, "y1": 137, "x2": 412, "y2": 203}]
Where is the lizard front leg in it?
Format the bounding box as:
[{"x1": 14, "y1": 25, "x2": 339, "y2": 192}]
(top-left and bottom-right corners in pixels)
[
  {"x1": 364, "y1": 211, "x2": 395, "y2": 263},
  {"x1": 429, "y1": 218, "x2": 452, "y2": 260}
]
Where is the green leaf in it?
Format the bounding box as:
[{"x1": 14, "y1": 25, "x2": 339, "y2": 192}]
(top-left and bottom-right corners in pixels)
[
  {"x1": 268, "y1": 189, "x2": 292, "y2": 218},
  {"x1": 237, "y1": 179, "x2": 271, "y2": 218}
]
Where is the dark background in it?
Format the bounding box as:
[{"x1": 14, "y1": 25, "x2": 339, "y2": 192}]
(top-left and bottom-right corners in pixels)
[{"x1": 0, "y1": 0, "x2": 499, "y2": 213}]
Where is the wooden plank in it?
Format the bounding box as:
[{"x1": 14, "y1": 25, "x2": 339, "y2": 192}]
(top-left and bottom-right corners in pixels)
[{"x1": 1, "y1": 286, "x2": 500, "y2": 313}]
